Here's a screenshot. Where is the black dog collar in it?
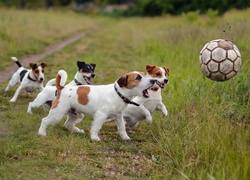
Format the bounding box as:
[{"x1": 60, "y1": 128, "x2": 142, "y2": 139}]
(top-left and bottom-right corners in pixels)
[
  {"x1": 28, "y1": 73, "x2": 37, "y2": 82},
  {"x1": 114, "y1": 84, "x2": 140, "y2": 107},
  {"x1": 74, "y1": 78, "x2": 83, "y2": 86}
]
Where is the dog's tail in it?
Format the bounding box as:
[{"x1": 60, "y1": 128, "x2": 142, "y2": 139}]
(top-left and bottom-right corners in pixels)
[
  {"x1": 11, "y1": 57, "x2": 22, "y2": 68},
  {"x1": 45, "y1": 78, "x2": 56, "y2": 87},
  {"x1": 56, "y1": 70, "x2": 68, "y2": 90}
]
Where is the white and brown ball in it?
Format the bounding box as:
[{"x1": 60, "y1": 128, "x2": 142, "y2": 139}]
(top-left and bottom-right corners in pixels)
[{"x1": 199, "y1": 39, "x2": 242, "y2": 81}]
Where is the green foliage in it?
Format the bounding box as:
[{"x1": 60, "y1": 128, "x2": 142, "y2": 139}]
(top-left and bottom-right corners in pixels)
[{"x1": 182, "y1": 10, "x2": 200, "y2": 22}]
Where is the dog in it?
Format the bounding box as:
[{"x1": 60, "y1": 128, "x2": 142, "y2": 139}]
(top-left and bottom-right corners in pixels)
[
  {"x1": 123, "y1": 65, "x2": 169, "y2": 128},
  {"x1": 27, "y1": 61, "x2": 96, "y2": 114},
  {"x1": 5, "y1": 57, "x2": 47, "y2": 102},
  {"x1": 38, "y1": 68, "x2": 155, "y2": 141}
]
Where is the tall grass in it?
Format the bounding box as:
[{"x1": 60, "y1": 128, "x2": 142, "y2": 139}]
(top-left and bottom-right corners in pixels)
[
  {"x1": 0, "y1": 8, "x2": 106, "y2": 70},
  {"x1": 0, "y1": 9, "x2": 249, "y2": 179}
]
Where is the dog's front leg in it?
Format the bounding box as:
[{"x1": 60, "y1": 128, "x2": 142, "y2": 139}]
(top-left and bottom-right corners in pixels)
[
  {"x1": 157, "y1": 102, "x2": 168, "y2": 116},
  {"x1": 90, "y1": 112, "x2": 108, "y2": 141},
  {"x1": 9, "y1": 86, "x2": 23, "y2": 102},
  {"x1": 115, "y1": 113, "x2": 130, "y2": 141},
  {"x1": 138, "y1": 105, "x2": 152, "y2": 124}
]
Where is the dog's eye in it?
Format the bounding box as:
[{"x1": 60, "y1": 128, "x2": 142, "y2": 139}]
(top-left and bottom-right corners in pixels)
[
  {"x1": 35, "y1": 70, "x2": 39, "y2": 74},
  {"x1": 42, "y1": 70, "x2": 44, "y2": 73},
  {"x1": 136, "y1": 75, "x2": 142, "y2": 80},
  {"x1": 156, "y1": 72, "x2": 161, "y2": 76}
]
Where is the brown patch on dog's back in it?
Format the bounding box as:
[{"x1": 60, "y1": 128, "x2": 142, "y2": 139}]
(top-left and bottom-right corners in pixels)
[{"x1": 77, "y1": 86, "x2": 90, "y2": 105}]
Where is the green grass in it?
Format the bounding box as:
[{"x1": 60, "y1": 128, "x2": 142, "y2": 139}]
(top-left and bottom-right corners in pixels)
[{"x1": 0, "y1": 9, "x2": 250, "y2": 179}]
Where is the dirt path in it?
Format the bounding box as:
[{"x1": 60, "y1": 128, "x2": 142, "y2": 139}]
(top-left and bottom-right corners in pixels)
[{"x1": 0, "y1": 32, "x2": 87, "y2": 84}]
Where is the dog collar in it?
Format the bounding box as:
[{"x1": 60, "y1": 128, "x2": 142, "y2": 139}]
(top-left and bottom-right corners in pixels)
[
  {"x1": 74, "y1": 78, "x2": 83, "y2": 86},
  {"x1": 114, "y1": 84, "x2": 140, "y2": 107},
  {"x1": 28, "y1": 73, "x2": 37, "y2": 82}
]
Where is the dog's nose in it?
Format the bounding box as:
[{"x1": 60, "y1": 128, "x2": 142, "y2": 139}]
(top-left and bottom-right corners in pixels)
[
  {"x1": 91, "y1": 74, "x2": 95, "y2": 78},
  {"x1": 40, "y1": 78, "x2": 44, "y2": 82},
  {"x1": 164, "y1": 79, "x2": 169, "y2": 84}
]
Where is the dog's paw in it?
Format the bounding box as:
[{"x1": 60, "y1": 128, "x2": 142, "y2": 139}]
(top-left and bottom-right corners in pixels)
[
  {"x1": 163, "y1": 110, "x2": 168, "y2": 116},
  {"x1": 27, "y1": 109, "x2": 33, "y2": 114},
  {"x1": 78, "y1": 129, "x2": 85, "y2": 134},
  {"x1": 121, "y1": 136, "x2": 131, "y2": 141},
  {"x1": 73, "y1": 127, "x2": 85, "y2": 134},
  {"x1": 146, "y1": 115, "x2": 153, "y2": 124},
  {"x1": 91, "y1": 135, "x2": 101, "y2": 141},
  {"x1": 38, "y1": 127, "x2": 46, "y2": 136},
  {"x1": 9, "y1": 99, "x2": 16, "y2": 102},
  {"x1": 38, "y1": 132, "x2": 46, "y2": 136}
]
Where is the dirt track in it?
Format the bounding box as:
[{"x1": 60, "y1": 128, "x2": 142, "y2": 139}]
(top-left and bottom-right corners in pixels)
[{"x1": 0, "y1": 32, "x2": 87, "y2": 84}]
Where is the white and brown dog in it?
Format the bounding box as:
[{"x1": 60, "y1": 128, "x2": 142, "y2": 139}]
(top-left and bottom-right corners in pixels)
[
  {"x1": 38, "y1": 69, "x2": 155, "y2": 141},
  {"x1": 5, "y1": 57, "x2": 47, "y2": 102},
  {"x1": 123, "y1": 65, "x2": 169, "y2": 128},
  {"x1": 27, "y1": 61, "x2": 96, "y2": 113}
]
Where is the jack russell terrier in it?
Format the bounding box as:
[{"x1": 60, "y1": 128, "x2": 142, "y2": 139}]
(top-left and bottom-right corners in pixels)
[
  {"x1": 123, "y1": 65, "x2": 169, "y2": 128},
  {"x1": 5, "y1": 57, "x2": 47, "y2": 102},
  {"x1": 27, "y1": 61, "x2": 96, "y2": 113},
  {"x1": 38, "y1": 68, "x2": 155, "y2": 141}
]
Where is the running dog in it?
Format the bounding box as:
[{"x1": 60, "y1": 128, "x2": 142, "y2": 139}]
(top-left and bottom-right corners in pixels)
[
  {"x1": 27, "y1": 61, "x2": 96, "y2": 113},
  {"x1": 123, "y1": 65, "x2": 169, "y2": 128},
  {"x1": 5, "y1": 57, "x2": 47, "y2": 102},
  {"x1": 38, "y1": 69, "x2": 155, "y2": 141}
]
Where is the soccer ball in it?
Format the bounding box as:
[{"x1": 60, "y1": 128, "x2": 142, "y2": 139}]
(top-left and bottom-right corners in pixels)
[{"x1": 199, "y1": 39, "x2": 242, "y2": 81}]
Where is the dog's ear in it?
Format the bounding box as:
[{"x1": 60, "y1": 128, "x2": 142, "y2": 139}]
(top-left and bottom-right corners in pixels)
[
  {"x1": 29, "y1": 63, "x2": 38, "y2": 70},
  {"x1": 40, "y1": 63, "x2": 47, "y2": 68},
  {"x1": 146, "y1": 65, "x2": 156, "y2": 73},
  {"x1": 91, "y1": 63, "x2": 96, "y2": 70},
  {"x1": 117, "y1": 75, "x2": 128, "y2": 87},
  {"x1": 77, "y1": 61, "x2": 85, "y2": 69},
  {"x1": 163, "y1": 67, "x2": 170, "y2": 76},
  {"x1": 139, "y1": 71, "x2": 145, "y2": 76}
]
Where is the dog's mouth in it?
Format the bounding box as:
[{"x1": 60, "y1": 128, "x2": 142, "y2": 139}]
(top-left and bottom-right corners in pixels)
[
  {"x1": 84, "y1": 76, "x2": 94, "y2": 85},
  {"x1": 38, "y1": 80, "x2": 43, "y2": 84},
  {"x1": 142, "y1": 89, "x2": 150, "y2": 98},
  {"x1": 156, "y1": 81, "x2": 165, "y2": 89},
  {"x1": 142, "y1": 81, "x2": 156, "y2": 98}
]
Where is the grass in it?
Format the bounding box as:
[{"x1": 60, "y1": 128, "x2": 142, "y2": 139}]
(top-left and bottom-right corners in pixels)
[
  {"x1": 0, "y1": 8, "x2": 106, "y2": 70},
  {"x1": 0, "y1": 8, "x2": 250, "y2": 179}
]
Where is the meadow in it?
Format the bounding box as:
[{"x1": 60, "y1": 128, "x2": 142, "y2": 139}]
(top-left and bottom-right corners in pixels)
[{"x1": 0, "y1": 8, "x2": 249, "y2": 179}]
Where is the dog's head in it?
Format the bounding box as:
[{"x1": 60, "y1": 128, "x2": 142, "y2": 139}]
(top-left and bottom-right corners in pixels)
[
  {"x1": 117, "y1": 71, "x2": 155, "y2": 98},
  {"x1": 77, "y1": 61, "x2": 96, "y2": 85},
  {"x1": 146, "y1": 65, "x2": 169, "y2": 90},
  {"x1": 29, "y1": 62, "x2": 47, "y2": 83}
]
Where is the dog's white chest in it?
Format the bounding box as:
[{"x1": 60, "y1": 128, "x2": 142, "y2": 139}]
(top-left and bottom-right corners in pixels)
[{"x1": 24, "y1": 82, "x2": 41, "y2": 92}]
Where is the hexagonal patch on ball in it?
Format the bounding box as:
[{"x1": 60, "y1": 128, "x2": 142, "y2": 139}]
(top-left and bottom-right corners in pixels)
[
  {"x1": 226, "y1": 71, "x2": 237, "y2": 80},
  {"x1": 207, "y1": 41, "x2": 218, "y2": 51},
  {"x1": 200, "y1": 49, "x2": 211, "y2": 64},
  {"x1": 227, "y1": 50, "x2": 237, "y2": 61},
  {"x1": 200, "y1": 64, "x2": 210, "y2": 77},
  {"x1": 220, "y1": 60, "x2": 233, "y2": 74},
  {"x1": 212, "y1": 47, "x2": 226, "y2": 62},
  {"x1": 234, "y1": 57, "x2": 242, "y2": 71},
  {"x1": 208, "y1": 60, "x2": 219, "y2": 72},
  {"x1": 211, "y1": 72, "x2": 226, "y2": 81}
]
